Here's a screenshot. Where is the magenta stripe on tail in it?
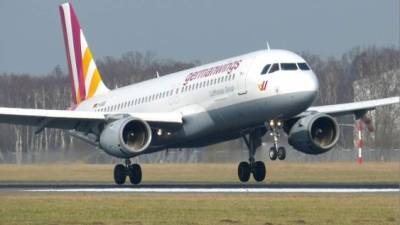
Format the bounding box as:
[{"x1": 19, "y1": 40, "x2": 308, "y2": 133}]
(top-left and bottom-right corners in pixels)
[{"x1": 69, "y1": 4, "x2": 86, "y2": 102}]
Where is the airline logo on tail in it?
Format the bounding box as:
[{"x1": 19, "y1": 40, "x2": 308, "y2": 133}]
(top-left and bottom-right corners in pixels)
[{"x1": 59, "y1": 3, "x2": 109, "y2": 105}]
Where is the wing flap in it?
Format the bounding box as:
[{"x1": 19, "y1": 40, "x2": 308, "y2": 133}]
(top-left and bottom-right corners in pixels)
[
  {"x1": 0, "y1": 107, "x2": 104, "y2": 129},
  {"x1": 128, "y1": 112, "x2": 182, "y2": 130}
]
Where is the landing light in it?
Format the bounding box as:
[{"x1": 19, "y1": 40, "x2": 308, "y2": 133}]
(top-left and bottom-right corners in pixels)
[
  {"x1": 269, "y1": 120, "x2": 275, "y2": 127},
  {"x1": 157, "y1": 129, "x2": 163, "y2": 136}
]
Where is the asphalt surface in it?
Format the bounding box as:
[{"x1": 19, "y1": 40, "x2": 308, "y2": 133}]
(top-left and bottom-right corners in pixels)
[{"x1": 0, "y1": 182, "x2": 398, "y2": 193}]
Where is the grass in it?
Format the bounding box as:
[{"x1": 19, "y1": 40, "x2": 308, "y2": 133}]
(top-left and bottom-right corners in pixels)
[
  {"x1": 0, "y1": 163, "x2": 398, "y2": 225},
  {"x1": 0, "y1": 193, "x2": 398, "y2": 225},
  {"x1": 0, "y1": 162, "x2": 398, "y2": 184}
]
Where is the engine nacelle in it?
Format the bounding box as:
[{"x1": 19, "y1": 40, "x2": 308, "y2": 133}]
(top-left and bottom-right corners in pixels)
[
  {"x1": 288, "y1": 113, "x2": 340, "y2": 154},
  {"x1": 99, "y1": 117, "x2": 152, "y2": 158}
]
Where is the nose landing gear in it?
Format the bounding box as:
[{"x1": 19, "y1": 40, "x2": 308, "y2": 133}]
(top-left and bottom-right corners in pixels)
[{"x1": 268, "y1": 120, "x2": 286, "y2": 161}]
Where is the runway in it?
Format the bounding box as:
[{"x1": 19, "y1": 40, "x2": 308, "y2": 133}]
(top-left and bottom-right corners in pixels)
[{"x1": 0, "y1": 183, "x2": 398, "y2": 193}]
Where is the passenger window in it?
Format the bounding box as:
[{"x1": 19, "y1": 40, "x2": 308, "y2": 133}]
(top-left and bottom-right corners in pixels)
[
  {"x1": 261, "y1": 64, "x2": 271, "y2": 75},
  {"x1": 298, "y1": 63, "x2": 310, "y2": 70},
  {"x1": 269, "y1": 63, "x2": 279, "y2": 73},
  {"x1": 281, "y1": 63, "x2": 298, "y2": 70}
]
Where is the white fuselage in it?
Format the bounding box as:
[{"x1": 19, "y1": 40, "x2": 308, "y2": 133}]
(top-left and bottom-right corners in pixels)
[{"x1": 76, "y1": 49, "x2": 319, "y2": 151}]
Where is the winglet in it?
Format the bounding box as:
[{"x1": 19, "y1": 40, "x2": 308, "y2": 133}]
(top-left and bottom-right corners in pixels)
[{"x1": 59, "y1": 3, "x2": 109, "y2": 105}]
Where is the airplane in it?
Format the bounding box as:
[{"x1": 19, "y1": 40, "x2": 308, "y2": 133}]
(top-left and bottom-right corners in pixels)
[{"x1": 0, "y1": 2, "x2": 398, "y2": 185}]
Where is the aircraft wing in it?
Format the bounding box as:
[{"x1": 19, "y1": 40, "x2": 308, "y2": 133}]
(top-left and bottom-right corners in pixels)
[
  {"x1": 304, "y1": 96, "x2": 400, "y2": 117},
  {"x1": 0, "y1": 107, "x2": 183, "y2": 133}
]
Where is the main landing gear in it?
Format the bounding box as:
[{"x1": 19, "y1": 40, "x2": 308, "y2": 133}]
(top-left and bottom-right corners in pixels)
[
  {"x1": 238, "y1": 128, "x2": 266, "y2": 182},
  {"x1": 114, "y1": 159, "x2": 142, "y2": 185},
  {"x1": 268, "y1": 120, "x2": 286, "y2": 161}
]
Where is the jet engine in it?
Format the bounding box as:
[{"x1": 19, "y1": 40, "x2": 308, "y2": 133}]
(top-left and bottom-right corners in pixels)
[
  {"x1": 99, "y1": 117, "x2": 152, "y2": 158},
  {"x1": 287, "y1": 113, "x2": 340, "y2": 154}
]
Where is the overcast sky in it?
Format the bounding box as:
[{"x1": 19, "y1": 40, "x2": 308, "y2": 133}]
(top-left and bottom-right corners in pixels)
[{"x1": 0, "y1": 0, "x2": 398, "y2": 75}]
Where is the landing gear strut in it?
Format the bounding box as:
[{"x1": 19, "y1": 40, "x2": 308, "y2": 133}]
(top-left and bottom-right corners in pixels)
[
  {"x1": 238, "y1": 128, "x2": 266, "y2": 182},
  {"x1": 268, "y1": 120, "x2": 286, "y2": 161},
  {"x1": 113, "y1": 159, "x2": 142, "y2": 185}
]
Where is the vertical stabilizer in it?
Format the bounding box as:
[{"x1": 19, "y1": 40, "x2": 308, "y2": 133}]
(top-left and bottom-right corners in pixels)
[{"x1": 59, "y1": 3, "x2": 109, "y2": 105}]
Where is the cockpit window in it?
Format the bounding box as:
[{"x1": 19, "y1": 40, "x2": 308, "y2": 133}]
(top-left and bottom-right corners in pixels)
[
  {"x1": 297, "y1": 63, "x2": 310, "y2": 70},
  {"x1": 268, "y1": 63, "x2": 279, "y2": 73},
  {"x1": 261, "y1": 64, "x2": 271, "y2": 75},
  {"x1": 280, "y1": 63, "x2": 298, "y2": 70}
]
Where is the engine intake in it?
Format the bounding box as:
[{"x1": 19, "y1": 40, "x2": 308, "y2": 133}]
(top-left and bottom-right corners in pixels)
[
  {"x1": 99, "y1": 117, "x2": 152, "y2": 158},
  {"x1": 288, "y1": 113, "x2": 340, "y2": 154}
]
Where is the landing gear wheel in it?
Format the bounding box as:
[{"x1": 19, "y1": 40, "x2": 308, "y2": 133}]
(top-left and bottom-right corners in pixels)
[
  {"x1": 252, "y1": 161, "x2": 266, "y2": 182},
  {"x1": 114, "y1": 164, "x2": 126, "y2": 185},
  {"x1": 238, "y1": 161, "x2": 251, "y2": 182},
  {"x1": 128, "y1": 164, "x2": 142, "y2": 185},
  {"x1": 277, "y1": 147, "x2": 286, "y2": 160},
  {"x1": 269, "y1": 147, "x2": 278, "y2": 160}
]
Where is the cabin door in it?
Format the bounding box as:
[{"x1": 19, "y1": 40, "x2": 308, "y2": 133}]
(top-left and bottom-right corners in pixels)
[{"x1": 237, "y1": 56, "x2": 255, "y2": 95}]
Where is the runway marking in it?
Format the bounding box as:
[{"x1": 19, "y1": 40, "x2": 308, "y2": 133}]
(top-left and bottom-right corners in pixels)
[{"x1": 23, "y1": 188, "x2": 399, "y2": 193}]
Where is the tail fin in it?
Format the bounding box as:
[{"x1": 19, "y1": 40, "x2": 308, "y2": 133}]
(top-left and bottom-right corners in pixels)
[{"x1": 59, "y1": 3, "x2": 109, "y2": 105}]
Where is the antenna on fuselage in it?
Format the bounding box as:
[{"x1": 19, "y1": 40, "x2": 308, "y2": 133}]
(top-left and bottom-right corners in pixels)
[
  {"x1": 156, "y1": 71, "x2": 160, "y2": 78},
  {"x1": 266, "y1": 42, "x2": 271, "y2": 51}
]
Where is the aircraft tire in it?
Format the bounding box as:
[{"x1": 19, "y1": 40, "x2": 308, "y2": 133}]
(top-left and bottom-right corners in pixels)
[
  {"x1": 277, "y1": 147, "x2": 286, "y2": 160},
  {"x1": 238, "y1": 161, "x2": 251, "y2": 182},
  {"x1": 128, "y1": 164, "x2": 142, "y2": 185},
  {"x1": 269, "y1": 147, "x2": 278, "y2": 160},
  {"x1": 114, "y1": 164, "x2": 126, "y2": 185},
  {"x1": 252, "y1": 161, "x2": 266, "y2": 182}
]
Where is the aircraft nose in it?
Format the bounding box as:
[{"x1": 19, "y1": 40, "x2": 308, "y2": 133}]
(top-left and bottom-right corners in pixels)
[
  {"x1": 291, "y1": 71, "x2": 319, "y2": 109},
  {"x1": 302, "y1": 71, "x2": 319, "y2": 94}
]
